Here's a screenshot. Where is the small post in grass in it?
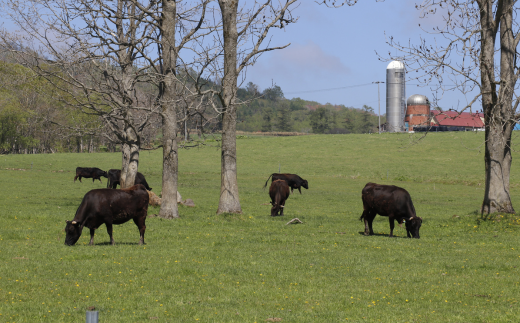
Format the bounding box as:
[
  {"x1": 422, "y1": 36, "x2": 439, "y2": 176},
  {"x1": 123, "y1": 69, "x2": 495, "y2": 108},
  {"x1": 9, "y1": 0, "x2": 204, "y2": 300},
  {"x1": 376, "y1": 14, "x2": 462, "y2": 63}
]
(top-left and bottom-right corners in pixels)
[{"x1": 86, "y1": 310, "x2": 98, "y2": 323}]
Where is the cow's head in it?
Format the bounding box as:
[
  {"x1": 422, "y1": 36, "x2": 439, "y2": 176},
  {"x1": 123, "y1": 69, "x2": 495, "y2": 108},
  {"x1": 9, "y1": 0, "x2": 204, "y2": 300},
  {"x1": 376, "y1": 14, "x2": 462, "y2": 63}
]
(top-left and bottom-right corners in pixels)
[
  {"x1": 64, "y1": 220, "x2": 83, "y2": 246},
  {"x1": 405, "y1": 217, "x2": 422, "y2": 239},
  {"x1": 101, "y1": 170, "x2": 108, "y2": 178},
  {"x1": 302, "y1": 180, "x2": 309, "y2": 190}
]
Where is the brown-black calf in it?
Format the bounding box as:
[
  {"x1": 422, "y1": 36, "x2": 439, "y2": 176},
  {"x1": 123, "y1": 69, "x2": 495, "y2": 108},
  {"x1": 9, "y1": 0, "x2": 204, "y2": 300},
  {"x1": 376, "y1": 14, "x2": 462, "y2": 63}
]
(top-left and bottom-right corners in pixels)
[
  {"x1": 360, "y1": 182, "x2": 422, "y2": 238},
  {"x1": 269, "y1": 179, "x2": 290, "y2": 216},
  {"x1": 106, "y1": 169, "x2": 152, "y2": 191},
  {"x1": 64, "y1": 184, "x2": 149, "y2": 246},
  {"x1": 264, "y1": 173, "x2": 308, "y2": 194},
  {"x1": 74, "y1": 167, "x2": 108, "y2": 183}
]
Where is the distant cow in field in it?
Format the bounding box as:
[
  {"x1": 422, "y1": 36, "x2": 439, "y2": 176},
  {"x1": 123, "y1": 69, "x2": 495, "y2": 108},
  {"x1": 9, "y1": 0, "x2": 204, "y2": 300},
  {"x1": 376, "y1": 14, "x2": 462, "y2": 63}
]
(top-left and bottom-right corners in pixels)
[
  {"x1": 264, "y1": 173, "x2": 308, "y2": 194},
  {"x1": 269, "y1": 179, "x2": 290, "y2": 216},
  {"x1": 64, "y1": 184, "x2": 149, "y2": 246},
  {"x1": 74, "y1": 167, "x2": 108, "y2": 183},
  {"x1": 106, "y1": 169, "x2": 152, "y2": 191},
  {"x1": 360, "y1": 182, "x2": 422, "y2": 239}
]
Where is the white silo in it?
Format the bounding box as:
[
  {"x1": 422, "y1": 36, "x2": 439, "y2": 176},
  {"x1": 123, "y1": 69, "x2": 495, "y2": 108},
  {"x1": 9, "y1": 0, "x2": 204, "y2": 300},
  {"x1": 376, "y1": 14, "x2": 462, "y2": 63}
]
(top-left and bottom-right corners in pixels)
[{"x1": 386, "y1": 61, "x2": 406, "y2": 132}]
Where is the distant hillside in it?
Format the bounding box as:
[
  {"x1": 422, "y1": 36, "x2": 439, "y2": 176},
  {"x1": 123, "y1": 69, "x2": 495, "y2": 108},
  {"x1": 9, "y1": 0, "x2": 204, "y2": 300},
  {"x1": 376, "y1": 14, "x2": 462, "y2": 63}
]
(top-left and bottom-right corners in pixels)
[{"x1": 236, "y1": 83, "x2": 385, "y2": 134}]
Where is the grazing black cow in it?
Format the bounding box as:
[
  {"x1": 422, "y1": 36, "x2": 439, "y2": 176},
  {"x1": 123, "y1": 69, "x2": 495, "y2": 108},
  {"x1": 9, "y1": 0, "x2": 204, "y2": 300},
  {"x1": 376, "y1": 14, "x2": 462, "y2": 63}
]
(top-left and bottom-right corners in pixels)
[
  {"x1": 74, "y1": 167, "x2": 108, "y2": 183},
  {"x1": 360, "y1": 182, "x2": 422, "y2": 239},
  {"x1": 106, "y1": 169, "x2": 152, "y2": 191},
  {"x1": 64, "y1": 184, "x2": 149, "y2": 246},
  {"x1": 269, "y1": 179, "x2": 290, "y2": 216},
  {"x1": 264, "y1": 173, "x2": 308, "y2": 194}
]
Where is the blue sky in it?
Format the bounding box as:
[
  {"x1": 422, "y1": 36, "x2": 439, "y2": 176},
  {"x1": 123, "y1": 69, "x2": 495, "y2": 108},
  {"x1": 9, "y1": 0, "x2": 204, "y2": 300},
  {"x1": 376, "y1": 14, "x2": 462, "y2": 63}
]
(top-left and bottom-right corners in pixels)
[{"x1": 243, "y1": 1, "x2": 471, "y2": 112}]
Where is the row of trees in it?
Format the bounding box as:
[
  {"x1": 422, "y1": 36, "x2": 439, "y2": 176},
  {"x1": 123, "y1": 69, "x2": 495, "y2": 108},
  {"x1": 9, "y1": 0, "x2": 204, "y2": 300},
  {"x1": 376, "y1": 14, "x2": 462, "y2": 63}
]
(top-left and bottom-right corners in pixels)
[
  {"x1": 0, "y1": 0, "x2": 299, "y2": 217},
  {"x1": 0, "y1": 61, "x2": 381, "y2": 155},
  {"x1": 235, "y1": 83, "x2": 383, "y2": 134}
]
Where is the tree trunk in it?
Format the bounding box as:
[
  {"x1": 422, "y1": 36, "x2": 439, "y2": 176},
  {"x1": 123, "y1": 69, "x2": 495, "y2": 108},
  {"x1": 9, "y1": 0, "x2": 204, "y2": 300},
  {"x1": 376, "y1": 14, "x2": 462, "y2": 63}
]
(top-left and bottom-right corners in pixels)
[
  {"x1": 217, "y1": 0, "x2": 241, "y2": 214},
  {"x1": 482, "y1": 121, "x2": 514, "y2": 214},
  {"x1": 480, "y1": 0, "x2": 516, "y2": 214},
  {"x1": 158, "y1": 0, "x2": 179, "y2": 219},
  {"x1": 120, "y1": 141, "x2": 131, "y2": 188},
  {"x1": 122, "y1": 125, "x2": 140, "y2": 188}
]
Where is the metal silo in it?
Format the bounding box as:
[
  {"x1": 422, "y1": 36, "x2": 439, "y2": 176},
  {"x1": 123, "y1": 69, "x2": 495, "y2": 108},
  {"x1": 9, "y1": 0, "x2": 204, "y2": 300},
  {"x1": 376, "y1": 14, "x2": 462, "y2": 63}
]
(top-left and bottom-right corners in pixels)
[
  {"x1": 405, "y1": 94, "x2": 431, "y2": 131},
  {"x1": 386, "y1": 61, "x2": 406, "y2": 132}
]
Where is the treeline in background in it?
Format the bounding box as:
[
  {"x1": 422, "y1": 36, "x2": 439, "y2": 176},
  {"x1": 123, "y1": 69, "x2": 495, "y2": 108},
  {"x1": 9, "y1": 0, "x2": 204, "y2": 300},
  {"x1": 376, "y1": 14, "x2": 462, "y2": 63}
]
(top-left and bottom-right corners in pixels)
[
  {"x1": 0, "y1": 56, "x2": 384, "y2": 155},
  {"x1": 236, "y1": 83, "x2": 384, "y2": 134}
]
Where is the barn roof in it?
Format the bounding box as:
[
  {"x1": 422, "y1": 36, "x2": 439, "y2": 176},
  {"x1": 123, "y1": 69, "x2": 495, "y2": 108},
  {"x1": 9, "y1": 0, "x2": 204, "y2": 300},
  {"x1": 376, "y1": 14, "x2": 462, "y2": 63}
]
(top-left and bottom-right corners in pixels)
[{"x1": 431, "y1": 110, "x2": 485, "y2": 128}]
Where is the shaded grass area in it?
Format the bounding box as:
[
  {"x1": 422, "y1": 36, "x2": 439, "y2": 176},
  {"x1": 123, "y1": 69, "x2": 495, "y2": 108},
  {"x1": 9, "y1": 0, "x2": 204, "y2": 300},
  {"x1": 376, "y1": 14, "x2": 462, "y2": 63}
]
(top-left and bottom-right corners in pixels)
[{"x1": 1, "y1": 132, "x2": 520, "y2": 322}]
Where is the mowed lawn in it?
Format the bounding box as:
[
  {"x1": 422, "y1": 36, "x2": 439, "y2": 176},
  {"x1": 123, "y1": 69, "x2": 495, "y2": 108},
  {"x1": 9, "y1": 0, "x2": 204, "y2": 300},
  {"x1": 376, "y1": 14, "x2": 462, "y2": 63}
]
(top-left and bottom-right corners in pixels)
[{"x1": 2, "y1": 132, "x2": 520, "y2": 322}]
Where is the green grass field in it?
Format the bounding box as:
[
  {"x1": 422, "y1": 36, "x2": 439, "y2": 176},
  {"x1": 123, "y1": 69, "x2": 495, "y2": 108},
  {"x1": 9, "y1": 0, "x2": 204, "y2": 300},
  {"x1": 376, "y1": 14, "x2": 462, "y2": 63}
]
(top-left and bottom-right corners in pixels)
[{"x1": 2, "y1": 132, "x2": 520, "y2": 322}]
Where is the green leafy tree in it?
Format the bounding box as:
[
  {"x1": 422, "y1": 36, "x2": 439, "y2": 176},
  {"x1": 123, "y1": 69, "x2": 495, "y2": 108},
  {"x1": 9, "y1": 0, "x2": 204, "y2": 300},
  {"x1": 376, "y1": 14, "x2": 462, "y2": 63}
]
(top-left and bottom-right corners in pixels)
[
  {"x1": 310, "y1": 107, "x2": 331, "y2": 134},
  {"x1": 261, "y1": 107, "x2": 273, "y2": 132},
  {"x1": 277, "y1": 103, "x2": 292, "y2": 132},
  {"x1": 361, "y1": 105, "x2": 375, "y2": 133},
  {"x1": 289, "y1": 97, "x2": 306, "y2": 111},
  {"x1": 263, "y1": 85, "x2": 284, "y2": 102}
]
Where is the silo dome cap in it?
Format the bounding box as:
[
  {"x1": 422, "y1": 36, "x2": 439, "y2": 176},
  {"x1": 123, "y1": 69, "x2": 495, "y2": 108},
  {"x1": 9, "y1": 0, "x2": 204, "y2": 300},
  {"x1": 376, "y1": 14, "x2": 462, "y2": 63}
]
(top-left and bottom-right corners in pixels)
[
  {"x1": 387, "y1": 61, "x2": 405, "y2": 69},
  {"x1": 407, "y1": 94, "x2": 430, "y2": 106}
]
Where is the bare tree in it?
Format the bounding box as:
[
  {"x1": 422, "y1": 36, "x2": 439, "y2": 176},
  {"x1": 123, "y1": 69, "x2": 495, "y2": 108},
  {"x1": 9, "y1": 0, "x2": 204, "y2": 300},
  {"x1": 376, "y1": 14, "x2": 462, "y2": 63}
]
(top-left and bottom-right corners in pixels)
[
  {"x1": 151, "y1": 0, "x2": 211, "y2": 219},
  {"x1": 384, "y1": 0, "x2": 520, "y2": 214},
  {"x1": 214, "y1": 0, "x2": 298, "y2": 214},
  {"x1": 1, "y1": 0, "x2": 160, "y2": 187}
]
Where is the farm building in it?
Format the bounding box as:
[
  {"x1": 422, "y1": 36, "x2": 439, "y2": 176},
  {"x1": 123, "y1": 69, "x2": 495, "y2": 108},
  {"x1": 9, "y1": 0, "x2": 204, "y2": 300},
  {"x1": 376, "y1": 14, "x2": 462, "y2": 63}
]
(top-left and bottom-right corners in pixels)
[
  {"x1": 405, "y1": 94, "x2": 431, "y2": 131},
  {"x1": 430, "y1": 110, "x2": 485, "y2": 131},
  {"x1": 413, "y1": 110, "x2": 485, "y2": 132}
]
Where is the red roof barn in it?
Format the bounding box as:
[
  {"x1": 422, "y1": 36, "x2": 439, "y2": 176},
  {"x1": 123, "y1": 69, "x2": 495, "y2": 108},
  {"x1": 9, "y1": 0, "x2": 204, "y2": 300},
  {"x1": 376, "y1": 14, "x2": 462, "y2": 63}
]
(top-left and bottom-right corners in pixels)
[{"x1": 431, "y1": 110, "x2": 485, "y2": 129}]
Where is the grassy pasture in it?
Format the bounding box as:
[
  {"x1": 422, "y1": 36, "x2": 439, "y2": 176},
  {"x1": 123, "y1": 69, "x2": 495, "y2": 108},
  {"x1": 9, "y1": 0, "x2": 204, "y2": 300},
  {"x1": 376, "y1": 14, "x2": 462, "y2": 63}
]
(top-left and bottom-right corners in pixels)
[{"x1": 2, "y1": 132, "x2": 520, "y2": 322}]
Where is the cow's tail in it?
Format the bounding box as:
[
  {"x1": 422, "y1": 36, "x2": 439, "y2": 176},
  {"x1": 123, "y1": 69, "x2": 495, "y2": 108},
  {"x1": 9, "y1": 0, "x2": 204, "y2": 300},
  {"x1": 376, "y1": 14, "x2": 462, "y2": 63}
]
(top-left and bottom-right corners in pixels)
[
  {"x1": 263, "y1": 174, "x2": 274, "y2": 189},
  {"x1": 359, "y1": 213, "x2": 365, "y2": 221}
]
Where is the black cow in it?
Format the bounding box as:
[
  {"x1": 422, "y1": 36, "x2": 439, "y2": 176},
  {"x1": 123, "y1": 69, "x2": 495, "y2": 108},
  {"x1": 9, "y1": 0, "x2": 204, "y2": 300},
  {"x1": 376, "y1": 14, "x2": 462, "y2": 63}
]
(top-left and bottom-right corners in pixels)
[
  {"x1": 106, "y1": 169, "x2": 152, "y2": 191},
  {"x1": 269, "y1": 179, "x2": 290, "y2": 216},
  {"x1": 74, "y1": 167, "x2": 108, "y2": 183},
  {"x1": 360, "y1": 182, "x2": 422, "y2": 239},
  {"x1": 64, "y1": 184, "x2": 149, "y2": 246},
  {"x1": 264, "y1": 173, "x2": 308, "y2": 194}
]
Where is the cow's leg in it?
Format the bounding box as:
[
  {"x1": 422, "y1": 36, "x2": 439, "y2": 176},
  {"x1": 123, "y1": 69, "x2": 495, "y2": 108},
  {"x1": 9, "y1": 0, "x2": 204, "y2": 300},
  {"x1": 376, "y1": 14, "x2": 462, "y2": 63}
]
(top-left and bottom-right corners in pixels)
[
  {"x1": 280, "y1": 202, "x2": 285, "y2": 216},
  {"x1": 89, "y1": 228, "x2": 95, "y2": 245},
  {"x1": 74, "y1": 175, "x2": 78, "y2": 182},
  {"x1": 363, "y1": 210, "x2": 376, "y2": 235},
  {"x1": 92, "y1": 177, "x2": 95, "y2": 182},
  {"x1": 106, "y1": 223, "x2": 115, "y2": 245},
  {"x1": 389, "y1": 216, "x2": 395, "y2": 237},
  {"x1": 298, "y1": 187, "x2": 302, "y2": 194},
  {"x1": 78, "y1": 176, "x2": 82, "y2": 183},
  {"x1": 133, "y1": 216, "x2": 146, "y2": 245},
  {"x1": 362, "y1": 210, "x2": 370, "y2": 235}
]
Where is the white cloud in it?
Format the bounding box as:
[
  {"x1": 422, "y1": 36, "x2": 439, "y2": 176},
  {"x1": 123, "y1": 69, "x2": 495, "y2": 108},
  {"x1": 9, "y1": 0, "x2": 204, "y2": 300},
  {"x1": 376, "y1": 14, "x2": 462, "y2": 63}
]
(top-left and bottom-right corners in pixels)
[{"x1": 245, "y1": 41, "x2": 350, "y2": 94}]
